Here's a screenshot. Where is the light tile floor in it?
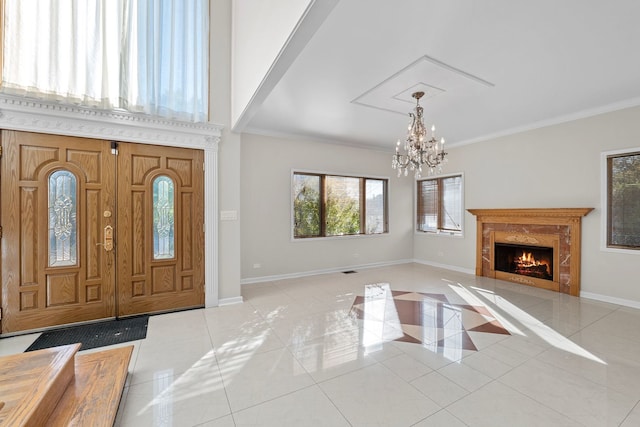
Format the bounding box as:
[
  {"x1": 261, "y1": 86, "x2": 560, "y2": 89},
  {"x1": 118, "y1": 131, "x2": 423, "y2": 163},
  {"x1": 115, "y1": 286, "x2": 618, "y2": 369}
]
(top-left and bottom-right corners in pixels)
[{"x1": 2, "y1": 263, "x2": 640, "y2": 426}]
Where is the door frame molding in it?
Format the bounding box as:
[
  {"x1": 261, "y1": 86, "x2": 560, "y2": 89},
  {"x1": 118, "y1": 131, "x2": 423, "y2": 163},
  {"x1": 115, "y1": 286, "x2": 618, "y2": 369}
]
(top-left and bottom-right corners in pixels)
[{"x1": 0, "y1": 94, "x2": 222, "y2": 308}]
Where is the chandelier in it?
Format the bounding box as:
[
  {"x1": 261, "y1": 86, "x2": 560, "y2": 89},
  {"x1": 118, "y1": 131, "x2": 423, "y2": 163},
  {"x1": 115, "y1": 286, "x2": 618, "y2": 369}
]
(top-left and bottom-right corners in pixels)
[{"x1": 391, "y1": 91, "x2": 447, "y2": 178}]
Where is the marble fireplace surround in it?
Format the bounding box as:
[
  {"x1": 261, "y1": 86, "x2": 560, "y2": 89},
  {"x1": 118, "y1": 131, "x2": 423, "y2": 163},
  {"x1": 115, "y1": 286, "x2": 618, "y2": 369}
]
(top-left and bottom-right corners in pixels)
[{"x1": 468, "y1": 208, "x2": 593, "y2": 296}]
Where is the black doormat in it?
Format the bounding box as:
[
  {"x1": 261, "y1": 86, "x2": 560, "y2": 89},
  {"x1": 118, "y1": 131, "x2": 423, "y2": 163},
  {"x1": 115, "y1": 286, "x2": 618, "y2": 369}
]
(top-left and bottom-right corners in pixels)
[{"x1": 25, "y1": 316, "x2": 149, "y2": 352}]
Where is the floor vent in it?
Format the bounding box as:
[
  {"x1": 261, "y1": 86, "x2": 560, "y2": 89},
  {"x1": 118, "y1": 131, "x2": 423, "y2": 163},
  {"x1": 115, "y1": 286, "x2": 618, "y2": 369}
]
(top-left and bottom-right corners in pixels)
[{"x1": 342, "y1": 270, "x2": 357, "y2": 274}]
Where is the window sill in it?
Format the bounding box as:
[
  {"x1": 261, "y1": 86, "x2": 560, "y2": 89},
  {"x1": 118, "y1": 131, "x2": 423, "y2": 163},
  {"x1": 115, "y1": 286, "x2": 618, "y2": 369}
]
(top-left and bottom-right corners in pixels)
[
  {"x1": 415, "y1": 230, "x2": 464, "y2": 238},
  {"x1": 600, "y1": 245, "x2": 640, "y2": 255},
  {"x1": 292, "y1": 233, "x2": 388, "y2": 242}
]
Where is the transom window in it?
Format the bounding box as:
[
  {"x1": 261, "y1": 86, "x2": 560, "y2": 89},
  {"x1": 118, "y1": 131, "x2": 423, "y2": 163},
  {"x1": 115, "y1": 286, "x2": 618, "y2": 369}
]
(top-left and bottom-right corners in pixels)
[
  {"x1": 292, "y1": 172, "x2": 388, "y2": 238},
  {"x1": 607, "y1": 151, "x2": 640, "y2": 249},
  {"x1": 1, "y1": 0, "x2": 208, "y2": 122},
  {"x1": 416, "y1": 174, "x2": 463, "y2": 235}
]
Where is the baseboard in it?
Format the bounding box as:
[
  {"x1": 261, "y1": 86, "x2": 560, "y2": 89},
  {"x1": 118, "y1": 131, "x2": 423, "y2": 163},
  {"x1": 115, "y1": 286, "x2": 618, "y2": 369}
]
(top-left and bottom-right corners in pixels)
[
  {"x1": 218, "y1": 296, "x2": 244, "y2": 306},
  {"x1": 580, "y1": 291, "x2": 640, "y2": 310},
  {"x1": 240, "y1": 259, "x2": 413, "y2": 285},
  {"x1": 411, "y1": 259, "x2": 476, "y2": 275},
  {"x1": 239, "y1": 262, "x2": 640, "y2": 310}
]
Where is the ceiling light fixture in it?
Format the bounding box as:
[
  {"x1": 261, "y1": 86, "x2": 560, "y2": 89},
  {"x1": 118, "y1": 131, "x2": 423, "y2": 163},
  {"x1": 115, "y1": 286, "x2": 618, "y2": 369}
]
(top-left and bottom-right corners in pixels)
[{"x1": 391, "y1": 91, "x2": 447, "y2": 178}]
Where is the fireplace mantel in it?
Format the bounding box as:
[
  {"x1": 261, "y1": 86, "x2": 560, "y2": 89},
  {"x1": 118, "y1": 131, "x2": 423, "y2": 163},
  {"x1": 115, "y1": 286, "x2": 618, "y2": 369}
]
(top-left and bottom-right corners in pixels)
[
  {"x1": 467, "y1": 208, "x2": 593, "y2": 221},
  {"x1": 468, "y1": 208, "x2": 593, "y2": 296}
]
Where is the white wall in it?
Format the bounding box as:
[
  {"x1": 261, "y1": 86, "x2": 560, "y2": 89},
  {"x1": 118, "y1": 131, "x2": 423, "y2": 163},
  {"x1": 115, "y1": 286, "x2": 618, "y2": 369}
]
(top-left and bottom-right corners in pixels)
[
  {"x1": 229, "y1": 0, "x2": 640, "y2": 305},
  {"x1": 211, "y1": 0, "x2": 242, "y2": 302},
  {"x1": 414, "y1": 106, "x2": 640, "y2": 306},
  {"x1": 231, "y1": 0, "x2": 311, "y2": 126},
  {"x1": 240, "y1": 133, "x2": 413, "y2": 280},
  {"x1": 237, "y1": 106, "x2": 640, "y2": 306}
]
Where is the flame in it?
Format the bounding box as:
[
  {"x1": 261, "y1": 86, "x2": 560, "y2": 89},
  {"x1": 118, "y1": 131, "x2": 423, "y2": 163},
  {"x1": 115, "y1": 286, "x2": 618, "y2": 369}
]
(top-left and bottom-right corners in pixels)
[
  {"x1": 518, "y1": 251, "x2": 544, "y2": 267},
  {"x1": 510, "y1": 249, "x2": 552, "y2": 278}
]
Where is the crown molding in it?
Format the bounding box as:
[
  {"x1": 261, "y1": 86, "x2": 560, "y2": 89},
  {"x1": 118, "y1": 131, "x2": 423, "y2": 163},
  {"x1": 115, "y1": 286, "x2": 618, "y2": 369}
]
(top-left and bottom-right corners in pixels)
[{"x1": 0, "y1": 94, "x2": 223, "y2": 150}]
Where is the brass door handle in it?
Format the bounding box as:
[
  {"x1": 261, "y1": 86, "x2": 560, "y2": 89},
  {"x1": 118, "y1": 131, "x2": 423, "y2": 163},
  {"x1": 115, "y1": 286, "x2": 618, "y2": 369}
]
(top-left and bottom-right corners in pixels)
[{"x1": 97, "y1": 225, "x2": 114, "y2": 251}]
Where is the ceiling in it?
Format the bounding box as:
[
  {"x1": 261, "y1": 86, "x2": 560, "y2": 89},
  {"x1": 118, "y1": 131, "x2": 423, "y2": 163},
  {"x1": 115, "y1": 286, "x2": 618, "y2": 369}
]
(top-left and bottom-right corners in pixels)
[{"x1": 239, "y1": 0, "x2": 640, "y2": 150}]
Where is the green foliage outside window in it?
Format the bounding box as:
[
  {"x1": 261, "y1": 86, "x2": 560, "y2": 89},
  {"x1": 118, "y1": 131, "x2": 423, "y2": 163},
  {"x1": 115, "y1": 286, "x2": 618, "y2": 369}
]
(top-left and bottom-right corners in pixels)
[
  {"x1": 294, "y1": 182, "x2": 320, "y2": 237},
  {"x1": 292, "y1": 173, "x2": 387, "y2": 238},
  {"x1": 326, "y1": 184, "x2": 360, "y2": 236}
]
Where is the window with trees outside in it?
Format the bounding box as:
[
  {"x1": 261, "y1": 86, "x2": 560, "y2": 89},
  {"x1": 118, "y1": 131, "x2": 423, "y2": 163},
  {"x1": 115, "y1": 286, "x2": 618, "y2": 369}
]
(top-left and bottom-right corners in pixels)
[
  {"x1": 416, "y1": 174, "x2": 463, "y2": 235},
  {"x1": 293, "y1": 172, "x2": 388, "y2": 238},
  {"x1": 607, "y1": 151, "x2": 640, "y2": 249}
]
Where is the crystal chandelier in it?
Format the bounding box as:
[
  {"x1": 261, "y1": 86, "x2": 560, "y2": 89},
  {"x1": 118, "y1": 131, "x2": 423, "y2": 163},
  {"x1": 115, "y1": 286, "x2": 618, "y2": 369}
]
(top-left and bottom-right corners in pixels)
[{"x1": 391, "y1": 91, "x2": 447, "y2": 178}]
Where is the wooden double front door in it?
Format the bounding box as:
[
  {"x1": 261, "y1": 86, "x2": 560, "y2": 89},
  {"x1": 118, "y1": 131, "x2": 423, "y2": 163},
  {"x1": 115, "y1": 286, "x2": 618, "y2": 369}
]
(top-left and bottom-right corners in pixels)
[{"x1": 0, "y1": 131, "x2": 205, "y2": 334}]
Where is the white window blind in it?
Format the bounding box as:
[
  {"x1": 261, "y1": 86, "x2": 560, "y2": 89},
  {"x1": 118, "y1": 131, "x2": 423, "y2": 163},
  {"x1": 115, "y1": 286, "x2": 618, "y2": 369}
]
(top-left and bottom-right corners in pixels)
[
  {"x1": 417, "y1": 175, "x2": 462, "y2": 234},
  {"x1": 2, "y1": 0, "x2": 208, "y2": 122}
]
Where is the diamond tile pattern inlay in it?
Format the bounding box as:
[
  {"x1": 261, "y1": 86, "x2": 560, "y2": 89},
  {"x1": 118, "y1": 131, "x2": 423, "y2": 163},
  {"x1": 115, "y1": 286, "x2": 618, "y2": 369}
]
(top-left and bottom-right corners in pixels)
[{"x1": 349, "y1": 284, "x2": 510, "y2": 351}]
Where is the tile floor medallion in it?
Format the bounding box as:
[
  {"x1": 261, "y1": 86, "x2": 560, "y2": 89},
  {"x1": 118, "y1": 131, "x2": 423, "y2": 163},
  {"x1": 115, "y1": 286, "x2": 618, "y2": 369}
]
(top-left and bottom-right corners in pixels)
[{"x1": 349, "y1": 283, "x2": 510, "y2": 351}]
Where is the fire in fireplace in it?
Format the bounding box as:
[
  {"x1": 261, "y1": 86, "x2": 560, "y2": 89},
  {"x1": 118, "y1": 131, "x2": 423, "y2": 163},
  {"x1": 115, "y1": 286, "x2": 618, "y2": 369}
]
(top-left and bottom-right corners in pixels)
[{"x1": 494, "y1": 243, "x2": 553, "y2": 281}]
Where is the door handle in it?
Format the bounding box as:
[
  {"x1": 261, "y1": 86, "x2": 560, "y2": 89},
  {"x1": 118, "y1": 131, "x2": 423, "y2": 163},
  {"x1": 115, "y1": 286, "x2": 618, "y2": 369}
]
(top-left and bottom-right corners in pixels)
[{"x1": 97, "y1": 225, "x2": 114, "y2": 251}]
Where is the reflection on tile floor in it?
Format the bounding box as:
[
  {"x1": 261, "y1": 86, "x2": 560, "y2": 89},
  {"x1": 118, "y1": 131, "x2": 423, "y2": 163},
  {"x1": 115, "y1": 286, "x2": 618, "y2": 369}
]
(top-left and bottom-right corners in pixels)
[
  {"x1": 2, "y1": 263, "x2": 640, "y2": 426},
  {"x1": 349, "y1": 284, "x2": 510, "y2": 351}
]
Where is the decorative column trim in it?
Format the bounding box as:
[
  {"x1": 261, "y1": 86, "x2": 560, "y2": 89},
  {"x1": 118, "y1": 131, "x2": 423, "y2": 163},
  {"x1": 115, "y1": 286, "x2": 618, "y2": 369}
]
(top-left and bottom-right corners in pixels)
[
  {"x1": 0, "y1": 94, "x2": 223, "y2": 148},
  {"x1": 204, "y1": 145, "x2": 219, "y2": 308}
]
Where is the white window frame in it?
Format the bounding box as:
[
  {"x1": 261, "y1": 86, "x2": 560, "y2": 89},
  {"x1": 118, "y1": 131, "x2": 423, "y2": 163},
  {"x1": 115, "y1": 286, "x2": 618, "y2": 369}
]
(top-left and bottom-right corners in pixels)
[
  {"x1": 601, "y1": 147, "x2": 640, "y2": 254},
  {"x1": 414, "y1": 172, "x2": 464, "y2": 238},
  {"x1": 290, "y1": 169, "x2": 390, "y2": 241}
]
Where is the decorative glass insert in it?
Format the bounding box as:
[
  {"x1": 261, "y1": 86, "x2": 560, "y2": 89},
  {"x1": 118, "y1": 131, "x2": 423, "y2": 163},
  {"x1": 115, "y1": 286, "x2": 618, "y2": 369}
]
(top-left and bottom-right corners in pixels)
[
  {"x1": 48, "y1": 170, "x2": 78, "y2": 267},
  {"x1": 153, "y1": 175, "x2": 175, "y2": 259}
]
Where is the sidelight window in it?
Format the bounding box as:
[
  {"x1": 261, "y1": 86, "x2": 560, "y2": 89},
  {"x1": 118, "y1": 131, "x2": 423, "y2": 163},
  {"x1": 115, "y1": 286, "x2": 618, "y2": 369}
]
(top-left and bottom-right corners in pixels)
[
  {"x1": 48, "y1": 170, "x2": 78, "y2": 266},
  {"x1": 153, "y1": 175, "x2": 175, "y2": 259}
]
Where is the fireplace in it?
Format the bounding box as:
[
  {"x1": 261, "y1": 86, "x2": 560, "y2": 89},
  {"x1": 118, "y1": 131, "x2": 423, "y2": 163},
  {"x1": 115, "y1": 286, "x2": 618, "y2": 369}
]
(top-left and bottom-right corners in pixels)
[{"x1": 468, "y1": 208, "x2": 592, "y2": 296}]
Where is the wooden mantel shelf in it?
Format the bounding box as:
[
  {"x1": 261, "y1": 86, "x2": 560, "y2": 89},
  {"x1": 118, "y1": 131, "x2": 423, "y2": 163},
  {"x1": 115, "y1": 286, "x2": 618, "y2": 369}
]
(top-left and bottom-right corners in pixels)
[
  {"x1": 467, "y1": 208, "x2": 594, "y2": 296},
  {"x1": 467, "y1": 208, "x2": 593, "y2": 220}
]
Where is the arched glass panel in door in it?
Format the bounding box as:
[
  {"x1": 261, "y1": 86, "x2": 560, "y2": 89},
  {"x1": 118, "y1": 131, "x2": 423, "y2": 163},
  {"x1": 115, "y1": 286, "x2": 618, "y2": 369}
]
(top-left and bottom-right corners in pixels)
[
  {"x1": 153, "y1": 175, "x2": 175, "y2": 259},
  {"x1": 48, "y1": 170, "x2": 78, "y2": 266}
]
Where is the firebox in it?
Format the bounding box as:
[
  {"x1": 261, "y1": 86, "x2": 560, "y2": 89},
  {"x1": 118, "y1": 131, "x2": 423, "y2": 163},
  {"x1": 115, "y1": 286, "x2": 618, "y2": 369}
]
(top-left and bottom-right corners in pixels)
[
  {"x1": 494, "y1": 243, "x2": 553, "y2": 281},
  {"x1": 488, "y1": 230, "x2": 561, "y2": 292}
]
